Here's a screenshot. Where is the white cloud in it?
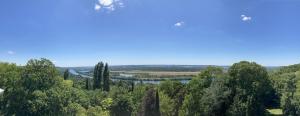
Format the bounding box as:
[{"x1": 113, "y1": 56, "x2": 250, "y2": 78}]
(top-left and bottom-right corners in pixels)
[
  {"x1": 99, "y1": 0, "x2": 113, "y2": 6},
  {"x1": 94, "y1": 0, "x2": 124, "y2": 12},
  {"x1": 95, "y1": 4, "x2": 101, "y2": 11},
  {"x1": 241, "y1": 15, "x2": 252, "y2": 21},
  {"x1": 174, "y1": 21, "x2": 185, "y2": 27},
  {"x1": 7, "y1": 51, "x2": 15, "y2": 55}
]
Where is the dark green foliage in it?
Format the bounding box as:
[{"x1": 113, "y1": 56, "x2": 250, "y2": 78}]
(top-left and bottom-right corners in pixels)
[
  {"x1": 0, "y1": 63, "x2": 22, "y2": 115},
  {"x1": 63, "y1": 69, "x2": 69, "y2": 80},
  {"x1": 109, "y1": 86, "x2": 133, "y2": 116},
  {"x1": 159, "y1": 91, "x2": 175, "y2": 116},
  {"x1": 88, "y1": 89, "x2": 106, "y2": 107},
  {"x1": 269, "y1": 64, "x2": 300, "y2": 109},
  {"x1": 282, "y1": 96, "x2": 300, "y2": 116},
  {"x1": 1, "y1": 58, "x2": 61, "y2": 115},
  {"x1": 181, "y1": 62, "x2": 275, "y2": 116},
  {"x1": 159, "y1": 80, "x2": 185, "y2": 116},
  {"x1": 269, "y1": 73, "x2": 291, "y2": 107},
  {"x1": 275, "y1": 64, "x2": 300, "y2": 75},
  {"x1": 93, "y1": 63, "x2": 99, "y2": 89},
  {"x1": 19, "y1": 59, "x2": 61, "y2": 115},
  {"x1": 284, "y1": 74, "x2": 297, "y2": 96},
  {"x1": 0, "y1": 59, "x2": 111, "y2": 116},
  {"x1": 2, "y1": 59, "x2": 300, "y2": 116},
  {"x1": 155, "y1": 90, "x2": 160, "y2": 114},
  {"x1": 269, "y1": 64, "x2": 300, "y2": 115},
  {"x1": 103, "y1": 63, "x2": 110, "y2": 91},
  {"x1": 159, "y1": 80, "x2": 184, "y2": 99},
  {"x1": 280, "y1": 74, "x2": 300, "y2": 115},
  {"x1": 98, "y1": 62, "x2": 104, "y2": 89},
  {"x1": 180, "y1": 66, "x2": 225, "y2": 116},
  {"x1": 93, "y1": 62, "x2": 110, "y2": 91},
  {"x1": 131, "y1": 81, "x2": 135, "y2": 92},
  {"x1": 93, "y1": 62, "x2": 104, "y2": 89},
  {"x1": 227, "y1": 61, "x2": 272, "y2": 116},
  {"x1": 131, "y1": 84, "x2": 147, "y2": 115},
  {"x1": 0, "y1": 62, "x2": 21, "y2": 88},
  {"x1": 110, "y1": 96, "x2": 132, "y2": 116},
  {"x1": 198, "y1": 66, "x2": 224, "y2": 79},
  {"x1": 85, "y1": 78, "x2": 90, "y2": 90},
  {"x1": 138, "y1": 88, "x2": 161, "y2": 116},
  {"x1": 199, "y1": 78, "x2": 232, "y2": 116},
  {"x1": 22, "y1": 58, "x2": 59, "y2": 91}
]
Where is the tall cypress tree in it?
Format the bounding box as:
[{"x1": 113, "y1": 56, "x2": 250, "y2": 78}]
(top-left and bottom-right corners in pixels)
[
  {"x1": 93, "y1": 63, "x2": 99, "y2": 89},
  {"x1": 138, "y1": 88, "x2": 161, "y2": 116},
  {"x1": 63, "y1": 69, "x2": 69, "y2": 80},
  {"x1": 85, "y1": 78, "x2": 90, "y2": 90},
  {"x1": 93, "y1": 62, "x2": 105, "y2": 90},
  {"x1": 97, "y1": 62, "x2": 104, "y2": 89},
  {"x1": 131, "y1": 81, "x2": 135, "y2": 92},
  {"x1": 103, "y1": 63, "x2": 110, "y2": 91},
  {"x1": 155, "y1": 90, "x2": 160, "y2": 116}
]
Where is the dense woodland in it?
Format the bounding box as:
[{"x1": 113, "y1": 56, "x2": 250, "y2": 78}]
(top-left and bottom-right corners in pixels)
[{"x1": 1, "y1": 58, "x2": 300, "y2": 116}]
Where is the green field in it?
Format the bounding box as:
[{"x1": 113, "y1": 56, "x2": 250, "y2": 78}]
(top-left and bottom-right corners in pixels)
[
  {"x1": 266, "y1": 109, "x2": 283, "y2": 116},
  {"x1": 112, "y1": 71, "x2": 199, "y2": 76}
]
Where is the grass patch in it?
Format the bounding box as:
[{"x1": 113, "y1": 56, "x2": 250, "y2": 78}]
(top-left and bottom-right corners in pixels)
[{"x1": 266, "y1": 109, "x2": 283, "y2": 116}]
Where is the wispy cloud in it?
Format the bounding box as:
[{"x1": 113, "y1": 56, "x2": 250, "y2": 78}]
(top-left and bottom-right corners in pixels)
[
  {"x1": 94, "y1": 0, "x2": 124, "y2": 12},
  {"x1": 7, "y1": 51, "x2": 15, "y2": 55},
  {"x1": 95, "y1": 4, "x2": 101, "y2": 11},
  {"x1": 241, "y1": 15, "x2": 252, "y2": 21},
  {"x1": 174, "y1": 21, "x2": 185, "y2": 27}
]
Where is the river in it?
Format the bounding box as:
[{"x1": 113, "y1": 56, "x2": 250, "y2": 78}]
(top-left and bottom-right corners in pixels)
[{"x1": 69, "y1": 69, "x2": 191, "y2": 84}]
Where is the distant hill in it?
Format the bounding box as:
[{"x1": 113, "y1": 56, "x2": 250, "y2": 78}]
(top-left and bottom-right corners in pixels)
[
  {"x1": 109, "y1": 65, "x2": 223, "y2": 72},
  {"x1": 58, "y1": 65, "x2": 229, "y2": 72},
  {"x1": 58, "y1": 65, "x2": 280, "y2": 73},
  {"x1": 273, "y1": 64, "x2": 300, "y2": 75}
]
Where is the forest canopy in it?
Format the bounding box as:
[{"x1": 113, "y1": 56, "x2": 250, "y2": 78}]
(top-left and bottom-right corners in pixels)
[{"x1": 0, "y1": 58, "x2": 300, "y2": 116}]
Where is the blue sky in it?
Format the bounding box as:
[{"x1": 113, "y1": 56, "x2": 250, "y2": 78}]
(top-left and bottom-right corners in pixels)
[{"x1": 0, "y1": 0, "x2": 300, "y2": 66}]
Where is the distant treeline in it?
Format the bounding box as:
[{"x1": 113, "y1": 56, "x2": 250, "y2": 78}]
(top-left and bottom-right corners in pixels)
[{"x1": 58, "y1": 65, "x2": 228, "y2": 72}]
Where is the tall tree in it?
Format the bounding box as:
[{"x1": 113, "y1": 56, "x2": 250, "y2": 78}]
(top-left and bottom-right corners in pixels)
[
  {"x1": 227, "y1": 61, "x2": 271, "y2": 116},
  {"x1": 159, "y1": 91, "x2": 175, "y2": 116},
  {"x1": 131, "y1": 81, "x2": 135, "y2": 92},
  {"x1": 180, "y1": 66, "x2": 223, "y2": 116},
  {"x1": 93, "y1": 62, "x2": 104, "y2": 89},
  {"x1": 17, "y1": 58, "x2": 59, "y2": 115},
  {"x1": 109, "y1": 86, "x2": 133, "y2": 116},
  {"x1": 198, "y1": 78, "x2": 232, "y2": 116},
  {"x1": 22, "y1": 58, "x2": 59, "y2": 91},
  {"x1": 93, "y1": 63, "x2": 99, "y2": 89},
  {"x1": 103, "y1": 63, "x2": 110, "y2": 91},
  {"x1": 97, "y1": 62, "x2": 104, "y2": 89},
  {"x1": 155, "y1": 90, "x2": 160, "y2": 115},
  {"x1": 0, "y1": 62, "x2": 21, "y2": 115},
  {"x1": 138, "y1": 88, "x2": 161, "y2": 116},
  {"x1": 63, "y1": 69, "x2": 69, "y2": 80},
  {"x1": 281, "y1": 73, "x2": 300, "y2": 116},
  {"x1": 85, "y1": 78, "x2": 90, "y2": 90}
]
